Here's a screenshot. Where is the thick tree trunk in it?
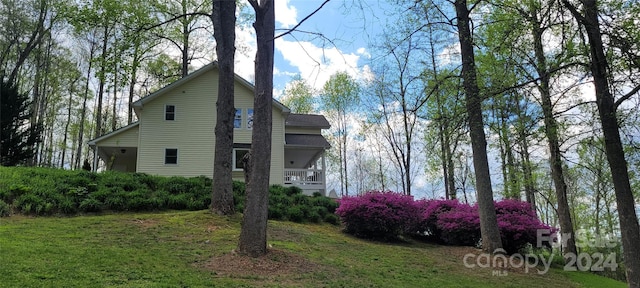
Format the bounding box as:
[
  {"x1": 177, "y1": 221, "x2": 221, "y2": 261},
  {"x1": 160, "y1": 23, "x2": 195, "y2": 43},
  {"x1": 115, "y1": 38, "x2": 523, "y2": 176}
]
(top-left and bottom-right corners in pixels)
[
  {"x1": 454, "y1": 0, "x2": 503, "y2": 253},
  {"x1": 564, "y1": 1, "x2": 640, "y2": 286},
  {"x1": 211, "y1": 0, "x2": 236, "y2": 215},
  {"x1": 238, "y1": 0, "x2": 274, "y2": 258},
  {"x1": 531, "y1": 15, "x2": 578, "y2": 262}
]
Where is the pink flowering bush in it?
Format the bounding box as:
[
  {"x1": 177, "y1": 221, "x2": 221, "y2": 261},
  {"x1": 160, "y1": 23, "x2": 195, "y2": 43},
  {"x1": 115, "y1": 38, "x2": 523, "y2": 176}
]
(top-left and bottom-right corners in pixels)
[
  {"x1": 436, "y1": 204, "x2": 480, "y2": 246},
  {"x1": 335, "y1": 191, "x2": 418, "y2": 240},
  {"x1": 494, "y1": 199, "x2": 556, "y2": 254},
  {"x1": 412, "y1": 199, "x2": 468, "y2": 243},
  {"x1": 336, "y1": 193, "x2": 553, "y2": 252}
]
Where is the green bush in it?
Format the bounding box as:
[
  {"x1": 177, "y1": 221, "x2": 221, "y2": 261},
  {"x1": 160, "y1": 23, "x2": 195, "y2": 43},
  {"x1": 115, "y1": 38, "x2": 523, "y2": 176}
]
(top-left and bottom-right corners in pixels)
[
  {"x1": 58, "y1": 197, "x2": 78, "y2": 214},
  {"x1": 15, "y1": 193, "x2": 45, "y2": 214},
  {"x1": 0, "y1": 200, "x2": 11, "y2": 217},
  {"x1": 0, "y1": 167, "x2": 339, "y2": 224},
  {"x1": 79, "y1": 197, "x2": 102, "y2": 213},
  {"x1": 287, "y1": 205, "x2": 305, "y2": 222},
  {"x1": 167, "y1": 193, "x2": 190, "y2": 210},
  {"x1": 323, "y1": 213, "x2": 340, "y2": 225}
]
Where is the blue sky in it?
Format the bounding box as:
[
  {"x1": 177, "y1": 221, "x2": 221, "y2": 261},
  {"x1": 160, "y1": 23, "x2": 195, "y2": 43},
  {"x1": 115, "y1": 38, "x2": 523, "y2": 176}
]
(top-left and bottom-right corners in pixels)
[{"x1": 235, "y1": 0, "x2": 389, "y2": 96}]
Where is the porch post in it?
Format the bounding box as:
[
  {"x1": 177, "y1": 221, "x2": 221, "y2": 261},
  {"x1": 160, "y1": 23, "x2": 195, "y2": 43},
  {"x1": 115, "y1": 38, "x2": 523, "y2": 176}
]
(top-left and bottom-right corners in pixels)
[
  {"x1": 321, "y1": 150, "x2": 327, "y2": 196},
  {"x1": 92, "y1": 146, "x2": 99, "y2": 172}
]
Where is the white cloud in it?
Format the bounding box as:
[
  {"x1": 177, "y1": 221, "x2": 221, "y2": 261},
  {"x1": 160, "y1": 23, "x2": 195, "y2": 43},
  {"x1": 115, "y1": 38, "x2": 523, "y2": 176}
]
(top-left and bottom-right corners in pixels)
[
  {"x1": 275, "y1": 38, "x2": 371, "y2": 91},
  {"x1": 357, "y1": 47, "x2": 371, "y2": 58},
  {"x1": 275, "y1": 0, "x2": 298, "y2": 28},
  {"x1": 234, "y1": 26, "x2": 256, "y2": 82},
  {"x1": 438, "y1": 42, "x2": 461, "y2": 68}
]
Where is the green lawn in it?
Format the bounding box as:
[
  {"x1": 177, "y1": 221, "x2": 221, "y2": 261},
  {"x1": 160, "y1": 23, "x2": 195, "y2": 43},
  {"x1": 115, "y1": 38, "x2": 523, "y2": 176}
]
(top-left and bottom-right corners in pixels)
[{"x1": 0, "y1": 211, "x2": 626, "y2": 287}]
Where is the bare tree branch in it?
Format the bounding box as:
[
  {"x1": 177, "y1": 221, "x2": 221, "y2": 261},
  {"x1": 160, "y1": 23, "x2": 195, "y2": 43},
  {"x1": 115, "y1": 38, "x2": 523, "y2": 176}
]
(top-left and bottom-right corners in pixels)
[
  {"x1": 274, "y1": 0, "x2": 331, "y2": 40},
  {"x1": 614, "y1": 84, "x2": 640, "y2": 109},
  {"x1": 141, "y1": 12, "x2": 211, "y2": 32}
]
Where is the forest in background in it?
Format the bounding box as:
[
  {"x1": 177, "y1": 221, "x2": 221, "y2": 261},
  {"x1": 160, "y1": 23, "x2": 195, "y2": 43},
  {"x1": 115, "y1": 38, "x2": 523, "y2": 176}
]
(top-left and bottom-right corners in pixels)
[{"x1": 0, "y1": 0, "x2": 639, "y2": 249}]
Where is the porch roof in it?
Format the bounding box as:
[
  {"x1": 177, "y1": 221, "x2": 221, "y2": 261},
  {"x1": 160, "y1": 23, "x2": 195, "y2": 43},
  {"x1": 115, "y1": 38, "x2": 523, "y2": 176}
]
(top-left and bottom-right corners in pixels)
[
  {"x1": 285, "y1": 133, "x2": 331, "y2": 149},
  {"x1": 87, "y1": 122, "x2": 139, "y2": 146},
  {"x1": 285, "y1": 114, "x2": 331, "y2": 129}
]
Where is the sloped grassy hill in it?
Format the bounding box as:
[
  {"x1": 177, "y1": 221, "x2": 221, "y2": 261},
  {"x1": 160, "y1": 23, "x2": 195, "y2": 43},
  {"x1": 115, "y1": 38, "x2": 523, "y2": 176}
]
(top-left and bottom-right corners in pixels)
[
  {"x1": 0, "y1": 210, "x2": 625, "y2": 287},
  {"x1": 0, "y1": 167, "x2": 626, "y2": 287}
]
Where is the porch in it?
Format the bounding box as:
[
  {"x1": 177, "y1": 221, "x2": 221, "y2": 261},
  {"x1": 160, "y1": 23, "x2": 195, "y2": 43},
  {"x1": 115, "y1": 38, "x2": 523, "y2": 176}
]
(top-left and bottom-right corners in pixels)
[
  {"x1": 283, "y1": 133, "x2": 329, "y2": 196},
  {"x1": 283, "y1": 168, "x2": 326, "y2": 196}
]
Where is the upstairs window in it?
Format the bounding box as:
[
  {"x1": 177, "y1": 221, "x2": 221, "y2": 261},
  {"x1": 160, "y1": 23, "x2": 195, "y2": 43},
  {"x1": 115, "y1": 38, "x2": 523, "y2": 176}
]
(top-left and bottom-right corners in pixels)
[
  {"x1": 234, "y1": 108, "x2": 242, "y2": 128},
  {"x1": 165, "y1": 105, "x2": 175, "y2": 121},
  {"x1": 234, "y1": 108, "x2": 254, "y2": 129},
  {"x1": 247, "y1": 108, "x2": 254, "y2": 129},
  {"x1": 165, "y1": 148, "x2": 178, "y2": 164}
]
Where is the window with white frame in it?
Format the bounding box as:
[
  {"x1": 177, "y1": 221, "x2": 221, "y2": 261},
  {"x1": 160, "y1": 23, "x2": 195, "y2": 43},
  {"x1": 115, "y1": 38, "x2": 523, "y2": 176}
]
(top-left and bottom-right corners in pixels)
[
  {"x1": 165, "y1": 148, "x2": 178, "y2": 164},
  {"x1": 234, "y1": 108, "x2": 242, "y2": 128},
  {"x1": 247, "y1": 108, "x2": 253, "y2": 129},
  {"x1": 232, "y1": 148, "x2": 250, "y2": 171},
  {"x1": 165, "y1": 105, "x2": 175, "y2": 121}
]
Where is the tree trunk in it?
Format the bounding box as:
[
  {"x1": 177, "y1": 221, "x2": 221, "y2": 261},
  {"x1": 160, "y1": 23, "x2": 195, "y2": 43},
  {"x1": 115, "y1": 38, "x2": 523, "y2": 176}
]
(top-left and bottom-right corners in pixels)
[
  {"x1": 530, "y1": 5, "x2": 576, "y2": 264},
  {"x1": 95, "y1": 27, "x2": 109, "y2": 139},
  {"x1": 61, "y1": 80, "x2": 76, "y2": 168},
  {"x1": 211, "y1": 0, "x2": 236, "y2": 215},
  {"x1": 238, "y1": 0, "x2": 274, "y2": 258},
  {"x1": 111, "y1": 64, "x2": 118, "y2": 132},
  {"x1": 454, "y1": 0, "x2": 503, "y2": 253},
  {"x1": 563, "y1": 1, "x2": 640, "y2": 286},
  {"x1": 181, "y1": 0, "x2": 190, "y2": 78},
  {"x1": 76, "y1": 38, "x2": 96, "y2": 169},
  {"x1": 513, "y1": 93, "x2": 536, "y2": 212}
]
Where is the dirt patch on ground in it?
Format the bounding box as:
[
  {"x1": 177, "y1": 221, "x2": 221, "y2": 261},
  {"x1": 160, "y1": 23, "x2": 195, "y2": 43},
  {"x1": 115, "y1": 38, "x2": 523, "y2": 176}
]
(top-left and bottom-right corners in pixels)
[
  {"x1": 200, "y1": 248, "x2": 322, "y2": 278},
  {"x1": 130, "y1": 218, "x2": 159, "y2": 229}
]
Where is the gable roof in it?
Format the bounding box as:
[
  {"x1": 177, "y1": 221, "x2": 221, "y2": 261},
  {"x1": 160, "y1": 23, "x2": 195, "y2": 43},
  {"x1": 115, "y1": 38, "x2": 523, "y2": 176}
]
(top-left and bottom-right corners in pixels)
[
  {"x1": 285, "y1": 114, "x2": 331, "y2": 129},
  {"x1": 131, "y1": 62, "x2": 290, "y2": 114},
  {"x1": 88, "y1": 122, "x2": 139, "y2": 146}
]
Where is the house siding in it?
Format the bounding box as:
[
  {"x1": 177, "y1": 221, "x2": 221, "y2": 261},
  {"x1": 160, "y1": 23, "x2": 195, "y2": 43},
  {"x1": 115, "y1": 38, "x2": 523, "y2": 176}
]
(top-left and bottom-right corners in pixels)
[
  {"x1": 135, "y1": 68, "x2": 286, "y2": 185},
  {"x1": 137, "y1": 69, "x2": 217, "y2": 177},
  {"x1": 94, "y1": 125, "x2": 139, "y2": 147}
]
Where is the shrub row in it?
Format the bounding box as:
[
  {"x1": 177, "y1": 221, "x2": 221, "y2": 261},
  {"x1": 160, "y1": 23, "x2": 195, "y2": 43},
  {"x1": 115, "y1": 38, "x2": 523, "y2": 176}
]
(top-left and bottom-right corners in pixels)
[
  {"x1": 335, "y1": 191, "x2": 554, "y2": 253},
  {"x1": 0, "y1": 167, "x2": 338, "y2": 224}
]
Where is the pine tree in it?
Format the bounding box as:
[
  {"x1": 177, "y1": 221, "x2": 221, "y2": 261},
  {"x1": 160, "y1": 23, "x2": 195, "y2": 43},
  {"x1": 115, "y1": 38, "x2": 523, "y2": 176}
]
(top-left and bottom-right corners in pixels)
[{"x1": 1, "y1": 80, "x2": 42, "y2": 166}]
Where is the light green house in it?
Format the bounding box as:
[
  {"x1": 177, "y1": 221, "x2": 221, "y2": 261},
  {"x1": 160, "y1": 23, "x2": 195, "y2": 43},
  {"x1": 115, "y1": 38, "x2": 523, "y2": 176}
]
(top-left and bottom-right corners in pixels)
[{"x1": 88, "y1": 63, "x2": 331, "y2": 195}]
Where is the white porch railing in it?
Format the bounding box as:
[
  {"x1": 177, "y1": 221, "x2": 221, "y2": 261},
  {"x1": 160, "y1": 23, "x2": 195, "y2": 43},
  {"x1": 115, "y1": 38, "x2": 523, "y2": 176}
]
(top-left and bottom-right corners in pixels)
[{"x1": 283, "y1": 169, "x2": 325, "y2": 194}]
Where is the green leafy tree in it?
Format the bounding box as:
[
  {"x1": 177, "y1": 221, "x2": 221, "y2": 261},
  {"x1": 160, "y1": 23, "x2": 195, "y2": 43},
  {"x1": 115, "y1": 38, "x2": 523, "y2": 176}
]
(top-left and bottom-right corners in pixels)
[
  {"x1": 321, "y1": 72, "x2": 360, "y2": 196},
  {"x1": 1, "y1": 80, "x2": 42, "y2": 166},
  {"x1": 563, "y1": 1, "x2": 640, "y2": 285},
  {"x1": 281, "y1": 75, "x2": 315, "y2": 114},
  {"x1": 453, "y1": 0, "x2": 503, "y2": 253}
]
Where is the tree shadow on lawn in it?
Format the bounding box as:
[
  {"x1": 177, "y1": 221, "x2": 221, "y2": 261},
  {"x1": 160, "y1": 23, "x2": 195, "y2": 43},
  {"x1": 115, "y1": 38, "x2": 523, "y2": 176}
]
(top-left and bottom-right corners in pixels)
[{"x1": 198, "y1": 248, "x2": 325, "y2": 279}]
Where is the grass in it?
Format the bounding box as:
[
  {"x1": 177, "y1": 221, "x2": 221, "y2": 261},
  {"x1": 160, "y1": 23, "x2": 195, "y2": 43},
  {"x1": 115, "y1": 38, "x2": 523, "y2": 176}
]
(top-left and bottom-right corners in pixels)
[{"x1": 0, "y1": 210, "x2": 626, "y2": 287}]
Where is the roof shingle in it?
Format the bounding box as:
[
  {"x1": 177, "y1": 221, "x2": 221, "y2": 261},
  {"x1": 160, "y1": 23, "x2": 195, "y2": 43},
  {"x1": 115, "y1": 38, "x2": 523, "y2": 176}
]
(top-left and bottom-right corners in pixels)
[{"x1": 285, "y1": 114, "x2": 331, "y2": 129}]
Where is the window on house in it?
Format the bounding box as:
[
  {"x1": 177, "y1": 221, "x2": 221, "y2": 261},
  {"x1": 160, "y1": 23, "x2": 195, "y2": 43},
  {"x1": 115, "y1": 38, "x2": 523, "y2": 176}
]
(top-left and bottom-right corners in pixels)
[
  {"x1": 165, "y1": 148, "x2": 178, "y2": 164},
  {"x1": 234, "y1": 108, "x2": 242, "y2": 128},
  {"x1": 165, "y1": 105, "x2": 175, "y2": 121},
  {"x1": 247, "y1": 108, "x2": 254, "y2": 129},
  {"x1": 233, "y1": 148, "x2": 250, "y2": 171}
]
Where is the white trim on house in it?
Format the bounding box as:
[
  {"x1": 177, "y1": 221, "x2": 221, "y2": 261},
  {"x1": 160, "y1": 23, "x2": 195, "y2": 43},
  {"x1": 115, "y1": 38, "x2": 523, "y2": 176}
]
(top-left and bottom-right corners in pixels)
[{"x1": 232, "y1": 148, "x2": 250, "y2": 171}]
